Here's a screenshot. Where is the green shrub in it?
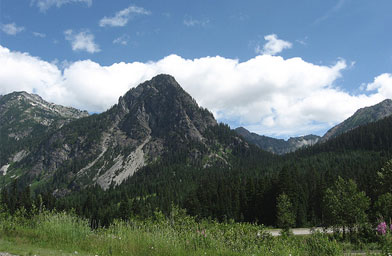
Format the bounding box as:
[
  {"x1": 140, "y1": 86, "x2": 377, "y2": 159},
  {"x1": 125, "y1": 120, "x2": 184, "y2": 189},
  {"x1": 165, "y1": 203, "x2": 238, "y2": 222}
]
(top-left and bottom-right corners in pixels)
[
  {"x1": 305, "y1": 232, "x2": 343, "y2": 256},
  {"x1": 381, "y1": 233, "x2": 392, "y2": 255}
]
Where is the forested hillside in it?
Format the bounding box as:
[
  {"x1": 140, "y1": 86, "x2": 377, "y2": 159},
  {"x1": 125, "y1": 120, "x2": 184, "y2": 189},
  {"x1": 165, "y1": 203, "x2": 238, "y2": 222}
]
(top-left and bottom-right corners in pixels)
[{"x1": 4, "y1": 116, "x2": 390, "y2": 230}]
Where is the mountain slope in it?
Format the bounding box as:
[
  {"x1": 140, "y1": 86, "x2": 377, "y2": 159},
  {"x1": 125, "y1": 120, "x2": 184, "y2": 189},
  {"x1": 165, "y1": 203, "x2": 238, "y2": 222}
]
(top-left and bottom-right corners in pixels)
[
  {"x1": 56, "y1": 102, "x2": 392, "y2": 226},
  {"x1": 4, "y1": 75, "x2": 260, "y2": 194},
  {"x1": 0, "y1": 91, "x2": 88, "y2": 171},
  {"x1": 321, "y1": 99, "x2": 392, "y2": 142},
  {"x1": 235, "y1": 127, "x2": 320, "y2": 154}
]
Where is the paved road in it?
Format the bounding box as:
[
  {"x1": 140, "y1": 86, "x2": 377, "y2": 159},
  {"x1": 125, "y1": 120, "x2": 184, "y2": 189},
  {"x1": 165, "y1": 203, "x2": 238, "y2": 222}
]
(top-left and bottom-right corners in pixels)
[{"x1": 267, "y1": 227, "x2": 333, "y2": 236}]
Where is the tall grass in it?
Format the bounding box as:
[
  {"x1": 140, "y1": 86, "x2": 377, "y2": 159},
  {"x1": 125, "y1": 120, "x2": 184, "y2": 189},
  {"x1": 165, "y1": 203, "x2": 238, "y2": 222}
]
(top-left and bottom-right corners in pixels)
[{"x1": 0, "y1": 207, "x2": 344, "y2": 256}]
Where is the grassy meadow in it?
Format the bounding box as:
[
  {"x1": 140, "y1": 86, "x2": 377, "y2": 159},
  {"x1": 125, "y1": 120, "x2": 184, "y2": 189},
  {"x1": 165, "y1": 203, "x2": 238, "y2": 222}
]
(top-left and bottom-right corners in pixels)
[{"x1": 2, "y1": 207, "x2": 390, "y2": 256}]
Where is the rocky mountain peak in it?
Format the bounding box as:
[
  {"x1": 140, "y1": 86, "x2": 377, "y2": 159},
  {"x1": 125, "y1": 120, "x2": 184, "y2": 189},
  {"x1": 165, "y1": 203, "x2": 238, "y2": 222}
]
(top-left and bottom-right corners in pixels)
[
  {"x1": 3, "y1": 91, "x2": 89, "y2": 120},
  {"x1": 120, "y1": 74, "x2": 195, "y2": 109},
  {"x1": 0, "y1": 91, "x2": 89, "y2": 138},
  {"x1": 2, "y1": 75, "x2": 222, "y2": 192},
  {"x1": 321, "y1": 98, "x2": 392, "y2": 142},
  {"x1": 118, "y1": 74, "x2": 216, "y2": 141},
  {"x1": 0, "y1": 90, "x2": 89, "y2": 169},
  {"x1": 357, "y1": 99, "x2": 392, "y2": 116}
]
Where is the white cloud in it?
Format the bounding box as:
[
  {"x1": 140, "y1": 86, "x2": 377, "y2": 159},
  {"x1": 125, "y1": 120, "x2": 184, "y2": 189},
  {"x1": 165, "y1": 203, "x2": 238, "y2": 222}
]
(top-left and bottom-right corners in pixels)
[
  {"x1": 183, "y1": 16, "x2": 210, "y2": 27},
  {"x1": 255, "y1": 34, "x2": 292, "y2": 55},
  {"x1": 113, "y1": 34, "x2": 130, "y2": 45},
  {"x1": 0, "y1": 45, "x2": 64, "y2": 102},
  {"x1": 99, "y1": 5, "x2": 151, "y2": 27},
  {"x1": 1, "y1": 23, "x2": 25, "y2": 35},
  {"x1": 31, "y1": 0, "x2": 92, "y2": 12},
  {"x1": 366, "y1": 73, "x2": 392, "y2": 98},
  {"x1": 314, "y1": 0, "x2": 348, "y2": 24},
  {"x1": 0, "y1": 44, "x2": 390, "y2": 137},
  {"x1": 33, "y1": 32, "x2": 46, "y2": 38},
  {"x1": 64, "y1": 30, "x2": 100, "y2": 53},
  {"x1": 296, "y1": 36, "x2": 308, "y2": 46}
]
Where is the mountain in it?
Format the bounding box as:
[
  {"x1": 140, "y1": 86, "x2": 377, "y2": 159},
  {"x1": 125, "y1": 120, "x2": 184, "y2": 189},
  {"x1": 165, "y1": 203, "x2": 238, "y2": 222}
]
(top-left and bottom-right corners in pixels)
[
  {"x1": 3, "y1": 76, "x2": 392, "y2": 228},
  {"x1": 2, "y1": 75, "x2": 259, "y2": 195},
  {"x1": 235, "y1": 127, "x2": 320, "y2": 154},
  {"x1": 235, "y1": 99, "x2": 392, "y2": 150},
  {"x1": 0, "y1": 91, "x2": 88, "y2": 171},
  {"x1": 320, "y1": 99, "x2": 392, "y2": 142}
]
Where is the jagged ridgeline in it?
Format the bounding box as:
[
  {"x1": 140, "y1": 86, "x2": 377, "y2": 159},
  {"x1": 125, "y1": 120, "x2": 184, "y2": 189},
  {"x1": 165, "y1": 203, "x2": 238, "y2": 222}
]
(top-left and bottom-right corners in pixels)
[
  {"x1": 320, "y1": 99, "x2": 392, "y2": 142},
  {"x1": 0, "y1": 74, "x2": 273, "y2": 195},
  {"x1": 235, "y1": 100, "x2": 392, "y2": 154},
  {"x1": 0, "y1": 91, "x2": 88, "y2": 170},
  {"x1": 235, "y1": 127, "x2": 320, "y2": 154}
]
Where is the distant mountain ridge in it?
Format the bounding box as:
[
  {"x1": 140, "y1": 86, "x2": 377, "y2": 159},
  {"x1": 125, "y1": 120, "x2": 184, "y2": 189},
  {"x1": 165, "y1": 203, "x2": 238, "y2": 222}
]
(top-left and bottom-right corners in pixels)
[
  {"x1": 235, "y1": 127, "x2": 320, "y2": 154},
  {"x1": 320, "y1": 99, "x2": 392, "y2": 142},
  {"x1": 235, "y1": 99, "x2": 392, "y2": 153}
]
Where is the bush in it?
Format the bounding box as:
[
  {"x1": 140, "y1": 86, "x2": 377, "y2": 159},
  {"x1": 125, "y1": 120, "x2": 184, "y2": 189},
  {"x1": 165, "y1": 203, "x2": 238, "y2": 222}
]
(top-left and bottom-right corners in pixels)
[
  {"x1": 381, "y1": 233, "x2": 392, "y2": 255},
  {"x1": 305, "y1": 232, "x2": 343, "y2": 256}
]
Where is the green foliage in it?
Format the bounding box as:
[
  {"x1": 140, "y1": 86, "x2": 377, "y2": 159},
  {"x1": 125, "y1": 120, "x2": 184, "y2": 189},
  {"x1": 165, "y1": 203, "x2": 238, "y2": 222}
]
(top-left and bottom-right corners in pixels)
[
  {"x1": 375, "y1": 193, "x2": 392, "y2": 222},
  {"x1": 381, "y1": 233, "x2": 392, "y2": 256},
  {"x1": 305, "y1": 231, "x2": 343, "y2": 256},
  {"x1": 323, "y1": 177, "x2": 370, "y2": 238},
  {"x1": 0, "y1": 206, "x2": 351, "y2": 256},
  {"x1": 0, "y1": 179, "x2": 33, "y2": 215},
  {"x1": 276, "y1": 193, "x2": 295, "y2": 231},
  {"x1": 378, "y1": 159, "x2": 392, "y2": 194}
]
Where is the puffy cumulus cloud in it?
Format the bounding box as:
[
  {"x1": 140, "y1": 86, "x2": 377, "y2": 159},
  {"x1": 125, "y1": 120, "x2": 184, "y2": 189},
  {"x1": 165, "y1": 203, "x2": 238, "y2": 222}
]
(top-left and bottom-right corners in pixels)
[
  {"x1": 59, "y1": 60, "x2": 156, "y2": 111},
  {"x1": 0, "y1": 45, "x2": 66, "y2": 103},
  {"x1": 31, "y1": 0, "x2": 92, "y2": 12},
  {"x1": 256, "y1": 34, "x2": 292, "y2": 55},
  {"x1": 1, "y1": 23, "x2": 25, "y2": 35},
  {"x1": 0, "y1": 44, "x2": 390, "y2": 137},
  {"x1": 64, "y1": 30, "x2": 100, "y2": 53},
  {"x1": 0, "y1": 45, "x2": 154, "y2": 112},
  {"x1": 99, "y1": 5, "x2": 151, "y2": 27},
  {"x1": 366, "y1": 73, "x2": 392, "y2": 98}
]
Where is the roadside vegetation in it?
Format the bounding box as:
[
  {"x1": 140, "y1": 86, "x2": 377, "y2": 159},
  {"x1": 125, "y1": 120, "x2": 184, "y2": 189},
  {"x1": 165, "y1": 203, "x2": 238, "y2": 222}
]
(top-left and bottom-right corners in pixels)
[
  {"x1": 1, "y1": 203, "x2": 392, "y2": 256},
  {"x1": 0, "y1": 205, "x2": 343, "y2": 256},
  {"x1": 1, "y1": 125, "x2": 392, "y2": 255}
]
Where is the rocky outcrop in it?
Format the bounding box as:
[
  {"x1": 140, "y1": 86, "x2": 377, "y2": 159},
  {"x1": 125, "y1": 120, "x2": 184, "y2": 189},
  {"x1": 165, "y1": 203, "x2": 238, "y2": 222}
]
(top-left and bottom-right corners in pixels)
[
  {"x1": 320, "y1": 99, "x2": 392, "y2": 142},
  {"x1": 0, "y1": 91, "x2": 88, "y2": 169}
]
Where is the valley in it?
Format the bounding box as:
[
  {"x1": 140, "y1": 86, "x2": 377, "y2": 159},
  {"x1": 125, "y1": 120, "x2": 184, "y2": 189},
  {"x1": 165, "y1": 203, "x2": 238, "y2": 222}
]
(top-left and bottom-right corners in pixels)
[{"x1": 1, "y1": 75, "x2": 392, "y2": 255}]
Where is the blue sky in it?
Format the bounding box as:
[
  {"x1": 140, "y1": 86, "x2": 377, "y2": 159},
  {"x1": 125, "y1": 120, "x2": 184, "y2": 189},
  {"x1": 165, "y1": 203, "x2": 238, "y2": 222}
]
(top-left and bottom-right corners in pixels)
[{"x1": 1, "y1": 0, "x2": 392, "y2": 138}]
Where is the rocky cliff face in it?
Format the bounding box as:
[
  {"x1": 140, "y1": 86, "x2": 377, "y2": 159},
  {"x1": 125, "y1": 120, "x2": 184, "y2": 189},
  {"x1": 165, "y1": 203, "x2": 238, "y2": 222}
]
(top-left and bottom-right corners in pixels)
[
  {"x1": 235, "y1": 127, "x2": 320, "y2": 154},
  {"x1": 0, "y1": 91, "x2": 88, "y2": 172},
  {"x1": 118, "y1": 74, "x2": 216, "y2": 143},
  {"x1": 321, "y1": 99, "x2": 392, "y2": 142},
  {"x1": 3, "y1": 75, "x2": 225, "y2": 193},
  {"x1": 0, "y1": 91, "x2": 88, "y2": 138}
]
